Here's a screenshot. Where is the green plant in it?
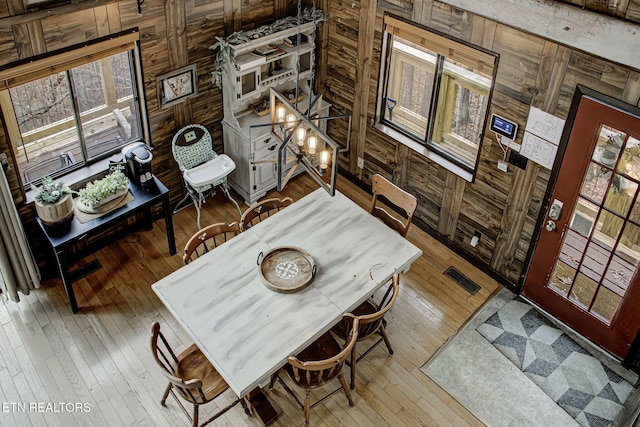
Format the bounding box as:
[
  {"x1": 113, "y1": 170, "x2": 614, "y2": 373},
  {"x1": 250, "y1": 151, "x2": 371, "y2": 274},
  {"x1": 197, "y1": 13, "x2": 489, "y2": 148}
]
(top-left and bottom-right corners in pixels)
[
  {"x1": 78, "y1": 171, "x2": 129, "y2": 207},
  {"x1": 31, "y1": 176, "x2": 74, "y2": 204}
]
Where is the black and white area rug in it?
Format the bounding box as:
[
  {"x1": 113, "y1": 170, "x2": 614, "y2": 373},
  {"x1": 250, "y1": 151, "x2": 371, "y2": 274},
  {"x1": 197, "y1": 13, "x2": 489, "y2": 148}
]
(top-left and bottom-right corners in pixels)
[
  {"x1": 477, "y1": 298, "x2": 635, "y2": 427},
  {"x1": 422, "y1": 289, "x2": 639, "y2": 427}
]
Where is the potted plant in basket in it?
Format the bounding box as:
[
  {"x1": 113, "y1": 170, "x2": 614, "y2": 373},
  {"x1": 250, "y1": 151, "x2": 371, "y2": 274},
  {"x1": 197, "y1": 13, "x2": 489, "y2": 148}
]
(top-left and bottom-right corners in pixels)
[
  {"x1": 31, "y1": 176, "x2": 76, "y2": 226},
  {"x1": 77, "y1": 170, "x2": 129, "y2": 213}
]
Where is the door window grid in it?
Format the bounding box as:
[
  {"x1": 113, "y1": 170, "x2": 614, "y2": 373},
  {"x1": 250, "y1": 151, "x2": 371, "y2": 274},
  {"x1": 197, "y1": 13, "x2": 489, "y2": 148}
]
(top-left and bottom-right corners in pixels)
[{"x1": 548, "y1": 125, "x2": 640, "y2": 323}]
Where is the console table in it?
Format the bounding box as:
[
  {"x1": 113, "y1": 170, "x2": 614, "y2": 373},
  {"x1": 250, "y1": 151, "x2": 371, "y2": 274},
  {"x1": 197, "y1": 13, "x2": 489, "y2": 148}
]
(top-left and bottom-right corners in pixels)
[{"x1": 36, "y1": 176, "x2": 176, "y2": 313}]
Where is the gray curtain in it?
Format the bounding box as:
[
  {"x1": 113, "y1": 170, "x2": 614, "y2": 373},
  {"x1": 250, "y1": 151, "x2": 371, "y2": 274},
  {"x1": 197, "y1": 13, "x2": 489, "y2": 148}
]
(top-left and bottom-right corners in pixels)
[{"x1": 0, "y1": 166, "x2": 40, "y2": 302}]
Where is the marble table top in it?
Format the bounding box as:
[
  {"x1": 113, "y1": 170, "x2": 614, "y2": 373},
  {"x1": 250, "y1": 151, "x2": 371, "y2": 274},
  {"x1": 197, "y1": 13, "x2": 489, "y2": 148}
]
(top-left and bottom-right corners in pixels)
[{"x1": 152, "y1": 188, "x2": 422, "y2": 397}]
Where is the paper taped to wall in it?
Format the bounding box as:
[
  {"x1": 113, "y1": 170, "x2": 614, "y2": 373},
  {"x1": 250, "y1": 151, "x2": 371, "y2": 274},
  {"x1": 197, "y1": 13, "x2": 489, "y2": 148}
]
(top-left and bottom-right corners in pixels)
[{"x1": 520, "y1": 131, "x2": 558, "y2": 169}]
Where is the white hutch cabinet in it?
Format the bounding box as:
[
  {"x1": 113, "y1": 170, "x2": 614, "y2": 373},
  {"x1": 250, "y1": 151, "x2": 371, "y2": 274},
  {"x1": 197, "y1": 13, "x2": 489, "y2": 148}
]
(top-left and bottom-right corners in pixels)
[{"x1": 216, "y1": 18, "x2": 329, "y2": 205}]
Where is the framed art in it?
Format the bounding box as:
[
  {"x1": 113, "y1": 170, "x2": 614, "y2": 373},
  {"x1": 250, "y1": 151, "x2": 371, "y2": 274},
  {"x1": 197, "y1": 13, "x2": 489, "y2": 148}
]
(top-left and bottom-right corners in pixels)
[{"x1": 158, "y1": 64, "x2": 198, "y2": 109}]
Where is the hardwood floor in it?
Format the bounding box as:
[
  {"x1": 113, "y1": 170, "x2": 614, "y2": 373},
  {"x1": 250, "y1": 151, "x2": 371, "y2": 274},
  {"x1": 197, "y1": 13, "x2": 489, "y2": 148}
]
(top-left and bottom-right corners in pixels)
[{"x1": 0, "y1": 174, "x2": 501, "y2": 426}]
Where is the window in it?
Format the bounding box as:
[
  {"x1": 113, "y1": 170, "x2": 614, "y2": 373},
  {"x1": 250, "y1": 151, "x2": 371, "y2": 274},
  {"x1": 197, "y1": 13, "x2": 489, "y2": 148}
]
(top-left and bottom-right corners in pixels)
[
  {"x1": 376, "y1": 15, "x2": 498, "y2": 180},
  {"x1": 0, "y1": 30, "x2": 146, "y2": 187}
]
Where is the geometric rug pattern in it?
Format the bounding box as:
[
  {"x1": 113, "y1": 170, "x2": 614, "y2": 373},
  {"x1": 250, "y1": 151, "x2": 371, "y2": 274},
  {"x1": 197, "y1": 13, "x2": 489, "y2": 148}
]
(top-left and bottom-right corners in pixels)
[{"x1": 477, "y1": 298, "x2": 636, "y2": 427}]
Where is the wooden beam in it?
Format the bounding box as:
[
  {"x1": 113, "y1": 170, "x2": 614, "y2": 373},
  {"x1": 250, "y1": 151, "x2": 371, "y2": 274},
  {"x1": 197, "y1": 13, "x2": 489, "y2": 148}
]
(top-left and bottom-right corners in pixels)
[
  {"x1": 438, "y1": 0, "x2": 640, "y2": 70},
  {"x1": 349, "y1": 0, "x2": 377, "y2": 174},
  {"x1": 314, "y1": 0, "x2": 329, "y2": 96},
  {"x1": 223, "y1": 0, "x2": 241, "y2": 35},
  {"x1": 490, "y1": 162, "x2": 539, "y2": 280},
  {"x1": 438, "y1": 171, "x2": 465, "y2": 238}
]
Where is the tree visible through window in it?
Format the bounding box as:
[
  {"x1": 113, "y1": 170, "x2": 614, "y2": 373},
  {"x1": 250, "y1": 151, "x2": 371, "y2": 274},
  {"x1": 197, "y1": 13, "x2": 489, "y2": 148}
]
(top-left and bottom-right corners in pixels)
[
  {"x1": 0, "y1": 33, "x2": 144, "y2": 187},
  {"x1": 376, "y1": 15, "x2": 498, "y2": 179}
]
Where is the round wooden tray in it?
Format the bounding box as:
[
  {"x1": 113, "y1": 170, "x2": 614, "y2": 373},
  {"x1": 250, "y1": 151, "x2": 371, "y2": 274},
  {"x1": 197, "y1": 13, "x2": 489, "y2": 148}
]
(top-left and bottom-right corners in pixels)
[{"x1": 257, "y1": 246, "x2": 316, "y2": 293}]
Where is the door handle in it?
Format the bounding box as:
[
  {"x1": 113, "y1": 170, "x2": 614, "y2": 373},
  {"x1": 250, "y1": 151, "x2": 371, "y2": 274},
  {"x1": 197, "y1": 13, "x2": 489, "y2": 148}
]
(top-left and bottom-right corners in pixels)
[{"x1": 545, "y1": 220, "x2": 556, "y2": 232}]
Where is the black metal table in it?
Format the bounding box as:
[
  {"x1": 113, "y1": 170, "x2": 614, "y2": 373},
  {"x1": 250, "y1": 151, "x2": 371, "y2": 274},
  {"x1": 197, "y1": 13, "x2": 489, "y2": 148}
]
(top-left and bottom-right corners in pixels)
[{"x1": 35, "y1": 176, "x2": 176, "y2": 313}]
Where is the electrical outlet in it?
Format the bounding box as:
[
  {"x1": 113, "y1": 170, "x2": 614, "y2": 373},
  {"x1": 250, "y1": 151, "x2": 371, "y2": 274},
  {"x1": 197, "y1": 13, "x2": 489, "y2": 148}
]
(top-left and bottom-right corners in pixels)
[
  {"x1": 497, "y1": 160, "x2": 508, "y2": 172},
  {"x1": 357, "y1": 157, "x2": 364, "y2": 169}
]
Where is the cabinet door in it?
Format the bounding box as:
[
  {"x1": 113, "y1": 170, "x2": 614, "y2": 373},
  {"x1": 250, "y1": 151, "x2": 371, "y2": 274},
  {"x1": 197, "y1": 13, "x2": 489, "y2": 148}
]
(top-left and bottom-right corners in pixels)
[
  {"x1": 236, "y1": 68, "x2": 259, "y2": 101},
  {"x1": 252, "y1": 158, "x2": 277, "y2": 192}
]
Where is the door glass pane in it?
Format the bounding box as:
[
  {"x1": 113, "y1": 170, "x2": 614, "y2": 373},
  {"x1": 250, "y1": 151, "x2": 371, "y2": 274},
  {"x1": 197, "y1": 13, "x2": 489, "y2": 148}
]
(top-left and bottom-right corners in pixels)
[
  {"x1": 579, "y1": 241, "x2": 610, "y2": 282},
  {"x1": 71, "y1": 55, "x2": 135, "y2": 160},
  {"x1": 580, "y1": 162, "x2": 611, "y2": 204},
  {"x1": 594, "y1": 126, "x2": 625, "y2": 168},
  {"x1": 569, "y1": 272, "x2": 598, "y2": 309},
  {"x1": 617, "y1": 136, "x2": 640, "y2": 180},
  {"x1": 549, "y1": 260, "x2": 576, "y2": 297},
  {"x1": 591, "y1": 287, "x2": 622, "y2": 322},
  {"x1": 9, "y1": 73, "x2": 81, "y2": 184},
  {"x1": 559, "y1": 229, "x2": 586, "y2": 268},
  {"x1": 570, "y1": 197, "x2": 599, "y2": 237},
  {"x1": 546, "y1": 123, "x2": 639, "y2": 325},
  {"x1": 603, "y1": 174, "x2": 637, "y2": 217}
]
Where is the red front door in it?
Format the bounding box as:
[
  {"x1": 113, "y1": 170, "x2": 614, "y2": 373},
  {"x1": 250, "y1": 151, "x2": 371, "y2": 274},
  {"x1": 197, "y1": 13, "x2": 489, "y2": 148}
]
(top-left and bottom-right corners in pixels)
[{"x1": 523, "y1": 87, "x2": 640, "y2": 358}]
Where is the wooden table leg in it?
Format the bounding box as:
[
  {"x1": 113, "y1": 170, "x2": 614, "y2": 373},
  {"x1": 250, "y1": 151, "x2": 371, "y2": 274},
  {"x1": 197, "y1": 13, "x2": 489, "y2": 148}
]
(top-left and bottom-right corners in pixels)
[{"x1": 246, "y1": 387, "x2": 278, "y2": 426}]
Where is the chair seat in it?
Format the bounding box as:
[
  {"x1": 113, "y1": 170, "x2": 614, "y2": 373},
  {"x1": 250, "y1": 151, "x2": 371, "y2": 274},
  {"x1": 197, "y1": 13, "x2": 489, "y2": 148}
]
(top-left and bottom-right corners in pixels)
[
  {"x1": 183, "y1": 154, "x2": 236, "y2": 188},
  {"x1": 175, "y1": 344, "x2": 229, "y2": 402},
  {"x1": 284, "y1": 332, "x2": 342, "y2": 388}
]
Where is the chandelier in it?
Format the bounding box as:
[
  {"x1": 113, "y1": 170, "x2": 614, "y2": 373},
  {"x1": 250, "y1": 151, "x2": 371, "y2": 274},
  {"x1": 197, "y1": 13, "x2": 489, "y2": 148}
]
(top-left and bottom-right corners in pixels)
[{"x1": 250, "y1": 2, "x2": 351, "y2": 196}]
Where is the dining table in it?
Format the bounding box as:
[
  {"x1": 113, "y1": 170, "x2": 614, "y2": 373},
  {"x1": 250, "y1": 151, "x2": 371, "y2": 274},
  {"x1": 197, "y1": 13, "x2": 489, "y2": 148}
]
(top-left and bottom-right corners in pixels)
[{"x1": 152, "y1": 188, "x2": 422, "y2": 424}]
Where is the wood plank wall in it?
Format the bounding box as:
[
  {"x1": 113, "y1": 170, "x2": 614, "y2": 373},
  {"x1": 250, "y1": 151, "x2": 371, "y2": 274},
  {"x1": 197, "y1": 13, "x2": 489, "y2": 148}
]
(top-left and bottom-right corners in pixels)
[
  {"x1": 1, "y1": 0, "x2": 639, "y2": 290},
  {"x1": 320, "y1": 0, "x2": 640, "y2": 290}
]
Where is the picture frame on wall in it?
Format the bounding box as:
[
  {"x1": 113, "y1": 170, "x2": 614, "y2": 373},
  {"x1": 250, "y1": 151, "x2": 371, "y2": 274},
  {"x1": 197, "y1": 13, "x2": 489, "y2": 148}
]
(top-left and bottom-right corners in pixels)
[{"x1": 158, "y1": 64, "x2": 198, "y2": 109}]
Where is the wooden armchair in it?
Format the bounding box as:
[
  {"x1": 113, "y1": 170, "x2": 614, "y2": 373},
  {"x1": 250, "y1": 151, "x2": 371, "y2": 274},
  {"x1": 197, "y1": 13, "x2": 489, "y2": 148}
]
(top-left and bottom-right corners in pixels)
[
  {"x1": 183, "y1": 221, "x2": 240, "y2": 264},
  {"x1": 270, "y1": 315, "x2": 359, "y2": 427},
  {"x1": 331, "y1": 274, "x2": 400, "y2": 389},
  {"x1": 240, "y1": 197, "x2": 293, "y2": 231},
  {"x1": 149, "y1": 322, "x2": 248, "y2": 427},
  {"x1": 370, "y1": 174, "x2": 417, "y2": 237}
]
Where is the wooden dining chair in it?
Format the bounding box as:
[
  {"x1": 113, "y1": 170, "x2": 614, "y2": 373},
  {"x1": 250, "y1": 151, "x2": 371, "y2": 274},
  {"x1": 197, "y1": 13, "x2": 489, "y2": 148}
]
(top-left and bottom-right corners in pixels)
[
  {"x1": 270, "y1": 315, "x2": 359, "y2": 427},
  {"x1": 239, "y1": 197, "x2": 293, "y2": 231},
  {"x1": 370, "y1": 174, "x2": 417, "y2": 237},
  {"x1": 331, "y1": 274, "x2": 400, "y2": 389},
  {"x1": 149, "y1": 322, "x2": 249, "y2": 427},
  {"x1": 183, "y1": 221, "x2": 240, "y2": 264}
]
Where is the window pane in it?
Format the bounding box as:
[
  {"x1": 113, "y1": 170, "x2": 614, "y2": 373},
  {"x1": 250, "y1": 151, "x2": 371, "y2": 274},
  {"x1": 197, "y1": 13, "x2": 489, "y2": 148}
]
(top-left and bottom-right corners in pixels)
[
  {"x1": 430, "y1": 57, "x2": 491, "y2": 169},
  {"x1": 9, "y1": 73, "x2": 81, "y2": 184},
  {"x1": 71, "y1": 56, "x2": 138, "y2": 160},
  {"x1": 385, "y1": 38, "x2": 435, "y2": 138}
]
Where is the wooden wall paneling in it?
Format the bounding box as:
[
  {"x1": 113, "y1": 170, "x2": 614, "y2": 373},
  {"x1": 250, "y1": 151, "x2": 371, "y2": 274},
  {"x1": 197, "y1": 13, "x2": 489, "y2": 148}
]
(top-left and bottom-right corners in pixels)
[
  {"x1": 622, "y1": 71, "x2": 640, "y2": 107},
  {"x1": 26, "y1": 21, "x2": 44, "y2": 56},
  {"x1": 223, "y1": 0, "x2": 241, "y2": 34},
  {"x1": 165, "y1": 0, "x2": 191, "y2": 128},
  {"x1": 430, "y1": 3, "x2": 473, "y2": 41},
  {"x1": 627, "y1": 0, "x2": 640, "y2": 21},
  {"x1": 584, "y1": 0, "x2": 629, "y2": 16},
  {"x1": 406, "y1": 155, "x2": 445, "y2": 229},
  {"x1": 411, "y1": 0, "x2": 433, "y2": 26},
  {"x1": 0, "y1": 0, "x2": 9, "y2": 18},
  {"x1": 105, "y1": 3, "x2": 123, "y2": 34},
  {"x1": 94, "y1": 6, "x2": 112, "y2": 38},
  {"x1": 9, "y1": 23, "x2": 30, "y2": 60},
  {"x1": 41, "y1": 10, "x2": 99, "y2": 51},
  {"x1": 314, "y1": 0, "x2": 329, "y2": 96},
  {"x1": 240, "y1": 0, "x2": 274, "y2": 31},
  {"x1": 491, "y1": 24, "x2": 544, "y2": 105},
  {"x1": 437, "y1": 172, "x2": 465, "y2": 239},
  {"x1": 541, "y1": 45, "x2": 571, "y2": 113},
  {"x1": 349, "y1": 0, "x2": 376, "y2": 173},
  {"x1": 490, "y1": 162, "x2": 539, "y2": 276},
  {"x1": 6, "y1": 0, "x2": 24, "y2": 16}
]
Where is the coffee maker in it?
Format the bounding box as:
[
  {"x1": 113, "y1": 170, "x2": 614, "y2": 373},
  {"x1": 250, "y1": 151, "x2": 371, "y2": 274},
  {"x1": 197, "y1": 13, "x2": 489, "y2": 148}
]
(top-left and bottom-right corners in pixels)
[{"x1": 122, "y1": 143, "x2": 154, "y2": 189}]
